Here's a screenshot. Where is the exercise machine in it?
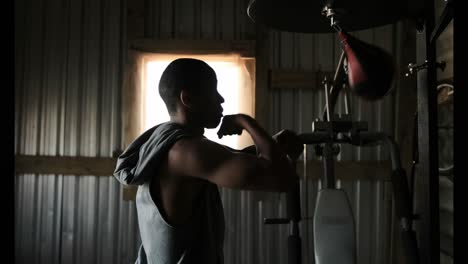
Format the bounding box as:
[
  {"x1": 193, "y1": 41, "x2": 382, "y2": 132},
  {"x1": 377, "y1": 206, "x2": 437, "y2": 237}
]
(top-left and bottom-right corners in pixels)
[{"x1": 246, "y1": 0, "x2": 433, "y2": 263}]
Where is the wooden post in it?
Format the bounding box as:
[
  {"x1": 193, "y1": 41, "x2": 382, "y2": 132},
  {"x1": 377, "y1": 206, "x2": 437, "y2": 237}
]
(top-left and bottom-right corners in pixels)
[
  {"x1": 392, "y1": 19, "x2": 418, "y2": 264},
  {"x1": 413, "y1": 0, "x2": 441, "y2": 262}
]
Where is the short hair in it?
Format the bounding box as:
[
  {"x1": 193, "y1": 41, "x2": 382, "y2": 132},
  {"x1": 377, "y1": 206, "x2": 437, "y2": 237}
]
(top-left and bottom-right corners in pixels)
[{"x1": 158, "y1": 58, "x2": 216, "y2": 113}]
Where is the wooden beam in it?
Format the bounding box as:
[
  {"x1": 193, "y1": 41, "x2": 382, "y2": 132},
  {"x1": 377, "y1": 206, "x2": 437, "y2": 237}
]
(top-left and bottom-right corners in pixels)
[
  {"x1": 15, "y1": 155, "x2": 117, "y2": 176},
  {"x1": 15, "y1": 155, "x2": 392, "y2": 205},
  {"x1": 299, "y1": 160, "x2": 392, "y2": 181},
  {"x1": 14, "y1": 155, "x2": 392, "y2": 181},
  {"x1": 122, "y1": 50, "x2": 145, "y2": 152},
  {"x1": 130, "y1": 39, "x2": 256, "y2": 58},
  {"x1": 269, "y1": 69, "x2": 333, "y2": 90},
  {"x1": 121, "y1": 49, "x2": 145, "y2": 201}
]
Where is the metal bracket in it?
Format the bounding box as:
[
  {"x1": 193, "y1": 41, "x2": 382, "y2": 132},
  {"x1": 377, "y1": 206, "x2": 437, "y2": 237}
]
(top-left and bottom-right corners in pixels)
[
  {"x1": 405, "y1": 60, "x2": 446, "y2": 77},
  {"x1": 321, "y1": 5, "x2": 345, "y2": 32}
]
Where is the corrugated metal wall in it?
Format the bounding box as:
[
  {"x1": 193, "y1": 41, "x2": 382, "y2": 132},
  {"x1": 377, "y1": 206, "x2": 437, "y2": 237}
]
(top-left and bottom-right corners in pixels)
[
  {"x1": 14, "y1": 0, "x2": 140, "y2": 263},
  {"x1": 15, "y1": 0, "x2": 402, "y2": 263}
]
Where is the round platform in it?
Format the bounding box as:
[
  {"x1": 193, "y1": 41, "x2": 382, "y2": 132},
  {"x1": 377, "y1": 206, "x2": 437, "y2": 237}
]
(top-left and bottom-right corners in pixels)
[{"x1": 247, "y1": 0, "x2": 419, "y2": 33}]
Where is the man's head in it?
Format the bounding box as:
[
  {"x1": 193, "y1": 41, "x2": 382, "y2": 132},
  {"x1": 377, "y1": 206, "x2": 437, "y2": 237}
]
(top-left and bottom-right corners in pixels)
[{"x1": 159, "y1": 58, "x2": 225, "y2": 128}]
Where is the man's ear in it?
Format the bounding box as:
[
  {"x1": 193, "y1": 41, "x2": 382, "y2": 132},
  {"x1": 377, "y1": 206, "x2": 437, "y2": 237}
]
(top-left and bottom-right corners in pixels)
[{"x1": 180, "y1": 90, "x2": 192, "y2": 108}]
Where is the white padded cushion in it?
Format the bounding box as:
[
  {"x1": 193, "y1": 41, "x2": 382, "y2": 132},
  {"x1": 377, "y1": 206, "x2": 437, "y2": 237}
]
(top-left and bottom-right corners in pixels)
[{"x1": 314, "y1": 189, "x2": 356, "y2": 264}]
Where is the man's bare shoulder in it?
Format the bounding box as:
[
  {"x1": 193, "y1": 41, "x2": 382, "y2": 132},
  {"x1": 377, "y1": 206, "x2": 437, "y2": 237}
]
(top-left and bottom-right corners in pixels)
[
  {"x1": 167, "y1": 137, "x2": 249, "y2": 180},
  {"x1": 171, "y1": 136, "x2": 233, "y2": 155}
]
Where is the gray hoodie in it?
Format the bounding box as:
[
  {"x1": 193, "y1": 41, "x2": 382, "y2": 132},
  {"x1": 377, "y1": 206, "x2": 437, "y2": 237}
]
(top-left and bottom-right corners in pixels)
[{"x1": 114, "y1": 122, "x2": 225, "y2": 264}]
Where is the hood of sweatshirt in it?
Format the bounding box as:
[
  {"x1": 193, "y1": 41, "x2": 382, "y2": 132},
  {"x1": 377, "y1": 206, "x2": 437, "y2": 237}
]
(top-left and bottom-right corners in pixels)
[{"x1": 113, "y1": 122, "x2": 195, "y2": 185}]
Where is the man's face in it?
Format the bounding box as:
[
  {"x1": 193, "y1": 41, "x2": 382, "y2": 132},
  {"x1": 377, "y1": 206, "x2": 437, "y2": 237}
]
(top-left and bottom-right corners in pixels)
[{"x1": 191, "y1": 73, "x2": 225, "y2": 128}]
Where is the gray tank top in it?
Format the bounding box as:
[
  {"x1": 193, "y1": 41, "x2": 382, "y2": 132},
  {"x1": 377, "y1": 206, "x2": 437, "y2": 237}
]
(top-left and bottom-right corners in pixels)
[
  {"x1": 113, "y1": 122, "x2": 225, "y2": 264},
  {"x1": 135, "y1": 180, "x2": 225, "y2": 264}
]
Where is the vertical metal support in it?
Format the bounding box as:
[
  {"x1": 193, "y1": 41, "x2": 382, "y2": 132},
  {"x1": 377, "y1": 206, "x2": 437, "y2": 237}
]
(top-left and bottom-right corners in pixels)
[
  {"x1": 287, "y1": 158, "x2": 302, "y2": 264},
  {"x1": 302, "y1": 145, "x2": 310, "y2": 264},
  {"x1": 322, "y1": 142, "x2": 336, "y2": 189},
  {"x1": 343, "y1": 83, "x2": 350, "y2": 116},
  {"x1": 264, "y1": 153, "x2": 304, "y2": 264},
  {"x1": 414, "y1": 0, "x2": 440, "y2": 262},
  {"x1": 322, "y1": 50, "x2": 346, "y2": 120},
  {"x1": 324, "y1": 77, "x2": 331, "y2": 122},
  {"x1": 322, "y1": 76, "x2": 336, "y2": 189}
]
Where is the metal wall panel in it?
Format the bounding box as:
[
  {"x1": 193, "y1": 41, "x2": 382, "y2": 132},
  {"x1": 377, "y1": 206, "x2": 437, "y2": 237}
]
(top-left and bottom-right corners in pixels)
[{"x1": 14, "y1": 0, "x2": 135, "y2": 263}]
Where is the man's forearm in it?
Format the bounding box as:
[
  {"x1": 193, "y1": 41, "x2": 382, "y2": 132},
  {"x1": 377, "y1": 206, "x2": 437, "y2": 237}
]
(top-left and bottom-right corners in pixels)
[{"x1": 238, "y1": 115, "x2": 276, "y2": 160}]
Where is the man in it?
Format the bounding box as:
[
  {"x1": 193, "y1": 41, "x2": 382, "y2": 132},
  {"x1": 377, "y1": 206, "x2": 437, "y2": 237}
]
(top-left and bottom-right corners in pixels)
[{"x1": 114, "y1": 58, "x2": 302, "y2": 264}]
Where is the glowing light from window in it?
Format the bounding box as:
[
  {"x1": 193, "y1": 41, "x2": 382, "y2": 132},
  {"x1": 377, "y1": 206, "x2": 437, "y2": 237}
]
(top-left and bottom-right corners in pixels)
[{"x1": 145, "y1": 60, "x2": 240, "y2": 149}]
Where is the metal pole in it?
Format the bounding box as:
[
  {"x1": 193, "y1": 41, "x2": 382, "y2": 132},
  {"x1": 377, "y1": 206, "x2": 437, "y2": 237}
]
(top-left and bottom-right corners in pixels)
[
  {"x1": 324, "y1": 77, "x2": 331, "y2": 122},
  {"x1": 322, "y1": 50, "x2": 346, "y2": 120},
  {"x1": 414, "y1": 0, "x2": 440, "y2": 262},
  {"x1": 322, "y1": 142, "x2": 336, "y2": 189},
  {"x1": 287, "y1": 157, "x2": 302, "y2": 264}
]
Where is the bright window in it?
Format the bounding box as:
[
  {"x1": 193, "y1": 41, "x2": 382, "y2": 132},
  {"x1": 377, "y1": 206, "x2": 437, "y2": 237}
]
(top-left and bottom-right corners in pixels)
[{"x1": 144, "y1": 56, "x2": 252, "y2": 149}]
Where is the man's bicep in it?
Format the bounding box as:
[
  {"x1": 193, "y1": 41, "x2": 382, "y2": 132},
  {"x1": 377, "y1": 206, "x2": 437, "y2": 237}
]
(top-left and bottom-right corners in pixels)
[
  {"x1": 168, "y1": 138, "x2": 235, "y2": 178},
  {"x1": 168, "y1": 138, "x2": 267, "y2": 188}
]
